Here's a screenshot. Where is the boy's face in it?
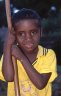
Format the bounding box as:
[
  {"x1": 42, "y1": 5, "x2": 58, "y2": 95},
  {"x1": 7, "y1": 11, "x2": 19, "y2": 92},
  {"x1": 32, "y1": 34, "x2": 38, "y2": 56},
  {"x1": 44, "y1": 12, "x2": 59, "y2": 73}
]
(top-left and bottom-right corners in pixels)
[{"x1": 15, "y1": 19, "x2": 41, "y2": 53}]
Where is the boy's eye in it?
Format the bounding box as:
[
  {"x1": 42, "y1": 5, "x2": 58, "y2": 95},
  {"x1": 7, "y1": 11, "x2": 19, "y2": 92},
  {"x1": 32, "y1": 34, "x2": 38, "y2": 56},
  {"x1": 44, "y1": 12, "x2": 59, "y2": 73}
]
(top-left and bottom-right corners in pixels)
[
  {"x1": 19, "y1": 32, "x2": 25, "y2": 37},
  {"x1": 31, "y1": 31, "x2": 37, "y2": 36}
]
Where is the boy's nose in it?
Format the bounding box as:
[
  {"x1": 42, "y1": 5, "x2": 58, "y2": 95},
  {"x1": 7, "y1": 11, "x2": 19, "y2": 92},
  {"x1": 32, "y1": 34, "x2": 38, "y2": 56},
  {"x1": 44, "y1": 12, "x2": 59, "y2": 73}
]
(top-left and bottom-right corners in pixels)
[{"x1": 26, "y1": 34, "x2": 32, "y2": 42}]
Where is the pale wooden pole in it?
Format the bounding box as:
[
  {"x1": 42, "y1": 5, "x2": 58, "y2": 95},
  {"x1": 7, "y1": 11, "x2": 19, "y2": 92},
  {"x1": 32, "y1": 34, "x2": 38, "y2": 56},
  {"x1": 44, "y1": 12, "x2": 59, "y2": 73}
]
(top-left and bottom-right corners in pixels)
[{"x1": 5, "y1": 0, "x2": 20, "y2": 96}]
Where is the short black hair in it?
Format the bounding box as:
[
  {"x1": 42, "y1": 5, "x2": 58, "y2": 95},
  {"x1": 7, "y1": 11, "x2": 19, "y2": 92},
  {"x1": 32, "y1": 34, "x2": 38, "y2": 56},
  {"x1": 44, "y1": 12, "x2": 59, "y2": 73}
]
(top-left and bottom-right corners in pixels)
[{"x1": 12, "y1": 8, "x2": 41, "y2": 27}]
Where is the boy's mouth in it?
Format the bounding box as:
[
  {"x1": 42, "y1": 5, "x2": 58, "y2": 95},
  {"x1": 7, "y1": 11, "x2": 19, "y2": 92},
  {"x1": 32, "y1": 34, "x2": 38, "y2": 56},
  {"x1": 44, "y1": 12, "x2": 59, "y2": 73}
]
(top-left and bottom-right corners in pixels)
[{"x1": 25, "y1": 44, "x2": 34, "y2": 48}]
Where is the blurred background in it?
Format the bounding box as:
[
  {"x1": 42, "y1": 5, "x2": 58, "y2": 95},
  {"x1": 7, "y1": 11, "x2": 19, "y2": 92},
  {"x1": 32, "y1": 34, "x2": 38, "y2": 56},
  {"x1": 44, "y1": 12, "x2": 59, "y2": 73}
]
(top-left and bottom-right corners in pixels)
[{"x1": 0, "y1": 0, "x2": 61, "y2": 96}]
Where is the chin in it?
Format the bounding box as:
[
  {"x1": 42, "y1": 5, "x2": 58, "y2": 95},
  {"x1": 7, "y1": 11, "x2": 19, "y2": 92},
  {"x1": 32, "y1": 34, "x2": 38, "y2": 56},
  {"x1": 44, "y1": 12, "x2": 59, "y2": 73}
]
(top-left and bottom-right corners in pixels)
[
  {"x1": 25, "y1": 49, "x2": 33, "y2": 53},
  {"x1": 23, "y1": 48, "x2": 34, "y2": 53}
]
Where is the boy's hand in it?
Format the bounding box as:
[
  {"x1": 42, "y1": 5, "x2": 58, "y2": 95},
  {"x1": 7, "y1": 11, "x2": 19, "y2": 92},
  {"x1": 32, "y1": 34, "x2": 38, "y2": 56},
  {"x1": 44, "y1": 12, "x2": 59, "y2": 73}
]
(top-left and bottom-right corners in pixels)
[
  {"x1": 12, "y1": 45, "x2": 20, "y2": 59},
  {"x1": 12, "y1": 45, "x2": 27, "y2": 62},
  {"x1": 12, "y1": 45, "x2": 23, "y2": 60}
]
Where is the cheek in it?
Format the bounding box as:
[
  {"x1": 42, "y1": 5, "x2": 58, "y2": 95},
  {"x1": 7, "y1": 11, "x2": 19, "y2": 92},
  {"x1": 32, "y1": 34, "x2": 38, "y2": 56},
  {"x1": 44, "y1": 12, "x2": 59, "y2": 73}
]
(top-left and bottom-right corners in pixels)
[
  {"x1": 34, "y1": 33, "x2": 40, "y2": 43},
  {"x1": 16, "y1": 36, "x2": 24, "y2": 44}
]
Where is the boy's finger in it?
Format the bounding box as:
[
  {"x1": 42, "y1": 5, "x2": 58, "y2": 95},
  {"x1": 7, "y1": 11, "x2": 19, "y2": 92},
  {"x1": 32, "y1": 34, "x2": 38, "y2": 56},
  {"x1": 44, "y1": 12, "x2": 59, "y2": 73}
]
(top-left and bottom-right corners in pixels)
[{"x1": 9, "y1": 27, "x2": 15, "y2": 35}]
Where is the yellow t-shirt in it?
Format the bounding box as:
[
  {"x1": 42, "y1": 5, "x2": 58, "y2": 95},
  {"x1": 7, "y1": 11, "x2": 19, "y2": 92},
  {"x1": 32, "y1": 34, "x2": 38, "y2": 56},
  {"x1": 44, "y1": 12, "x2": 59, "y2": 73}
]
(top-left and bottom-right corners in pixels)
[{"x1": 0, "y1": 45, "x2": 57, "y2": 96}]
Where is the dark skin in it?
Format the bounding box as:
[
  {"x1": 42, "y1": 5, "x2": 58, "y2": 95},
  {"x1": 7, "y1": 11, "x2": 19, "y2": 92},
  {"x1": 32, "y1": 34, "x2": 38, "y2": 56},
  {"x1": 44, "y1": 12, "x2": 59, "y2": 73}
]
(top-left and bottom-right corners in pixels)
[{"x1": 2, "y1": 19, "x2": 51, "y2": 90}]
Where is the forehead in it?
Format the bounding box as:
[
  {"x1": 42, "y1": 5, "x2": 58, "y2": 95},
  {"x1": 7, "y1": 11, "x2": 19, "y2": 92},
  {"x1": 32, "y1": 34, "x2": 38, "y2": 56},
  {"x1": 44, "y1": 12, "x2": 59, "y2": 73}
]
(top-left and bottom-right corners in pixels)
[{"x1": 15, "y1": 19, "x2": 40, "y2": 29}]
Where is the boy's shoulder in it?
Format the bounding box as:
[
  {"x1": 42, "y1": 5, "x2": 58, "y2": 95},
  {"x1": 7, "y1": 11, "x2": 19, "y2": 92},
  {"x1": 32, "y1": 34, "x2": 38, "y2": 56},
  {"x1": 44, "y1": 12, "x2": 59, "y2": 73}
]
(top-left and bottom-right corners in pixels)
[{"x1": 38, "y1": 45, "x2": 56, "y2": 57}]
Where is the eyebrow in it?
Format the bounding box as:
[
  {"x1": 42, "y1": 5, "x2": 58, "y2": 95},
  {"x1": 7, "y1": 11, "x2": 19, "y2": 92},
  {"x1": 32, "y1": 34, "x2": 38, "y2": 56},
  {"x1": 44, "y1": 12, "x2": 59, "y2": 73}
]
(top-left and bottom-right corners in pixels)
[{"x1": 30, "y1": 29, "x2": 39, "y2": 31}]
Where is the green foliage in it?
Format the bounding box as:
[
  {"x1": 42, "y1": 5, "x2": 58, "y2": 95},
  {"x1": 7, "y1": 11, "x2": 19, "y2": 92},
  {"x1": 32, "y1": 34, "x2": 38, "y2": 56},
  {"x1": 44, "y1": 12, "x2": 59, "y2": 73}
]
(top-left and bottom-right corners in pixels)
[
  {"x1": 0, "y1": 80, "x2": 7, "y2": 96},
  {"x1": 41, "y1": 9, "x2": 61, "y2": 36}
]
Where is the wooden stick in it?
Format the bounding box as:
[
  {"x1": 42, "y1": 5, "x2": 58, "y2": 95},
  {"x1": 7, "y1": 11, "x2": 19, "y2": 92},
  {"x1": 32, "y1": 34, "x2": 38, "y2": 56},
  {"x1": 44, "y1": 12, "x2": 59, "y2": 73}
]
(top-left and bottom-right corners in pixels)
[
  {"x1": 5, "y1": 0, "x2": 20, "y2": 96},
  {"x1": 12, "y1": 57, "x2": 20, "y2": 96},
  {"x1": 5, "y1": 0, "x2": 12, "y2": 30}
]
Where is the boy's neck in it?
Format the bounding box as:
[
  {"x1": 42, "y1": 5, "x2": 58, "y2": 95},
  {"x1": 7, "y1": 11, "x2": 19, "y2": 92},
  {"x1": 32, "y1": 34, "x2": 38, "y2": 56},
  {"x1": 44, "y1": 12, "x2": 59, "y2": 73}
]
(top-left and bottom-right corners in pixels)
[
  {"x1": 24, "y1": 46, "x2": 38, "y2": 55},
  {"x1": 23, "y1": 47, "x2": 38, "y2": 64}
]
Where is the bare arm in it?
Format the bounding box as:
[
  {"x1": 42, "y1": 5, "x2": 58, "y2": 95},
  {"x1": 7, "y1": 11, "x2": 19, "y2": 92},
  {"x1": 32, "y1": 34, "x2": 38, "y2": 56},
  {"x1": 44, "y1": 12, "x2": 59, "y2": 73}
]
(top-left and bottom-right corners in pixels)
[
  {"x1": 21, "y1": 57, "x2": 51, "y2": 89},
  {"x1": 12, "y1": 46, "x2": 51, "y2": 90},
  {"x1": 2, "y1": 31, "x2": 15, "y2": 82}
]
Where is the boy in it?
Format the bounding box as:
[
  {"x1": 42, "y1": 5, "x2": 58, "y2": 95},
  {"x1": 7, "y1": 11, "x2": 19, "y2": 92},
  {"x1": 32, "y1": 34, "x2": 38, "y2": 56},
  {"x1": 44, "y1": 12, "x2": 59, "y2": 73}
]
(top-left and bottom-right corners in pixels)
[{"x1": 0, "y1": 8, "x2": 57, "y2": 96}]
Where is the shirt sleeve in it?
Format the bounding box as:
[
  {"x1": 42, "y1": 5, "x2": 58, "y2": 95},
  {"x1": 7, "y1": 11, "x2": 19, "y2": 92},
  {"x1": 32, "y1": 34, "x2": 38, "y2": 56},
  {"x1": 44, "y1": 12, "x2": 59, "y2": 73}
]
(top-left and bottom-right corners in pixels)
[
  {"x1": 0, "y1": 56, "x2": 5, "y2": 81},
  {"x1": 34, "y1": 49, "x2": 58, "y2": 82}
]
